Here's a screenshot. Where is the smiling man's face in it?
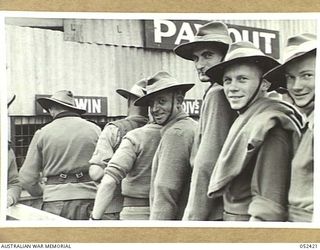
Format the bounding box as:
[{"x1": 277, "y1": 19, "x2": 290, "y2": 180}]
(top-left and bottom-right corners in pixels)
[
  {"x1": 149, "y1": 90, "x2": 180, "y2": 125},
  {"x1": 285, "y1": 53, "x2": 316, "y2": 112},
  {"x1": 222, "y1": 63, "x2": 263, "y2": 110}
]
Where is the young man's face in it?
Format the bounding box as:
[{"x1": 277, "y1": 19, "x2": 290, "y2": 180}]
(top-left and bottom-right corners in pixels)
[
  {"x1": 192, "y1": 46, "x2": 224, "y2": 82},
  {"x1": 149, "y1": 90, "x2": 179, "y2": 125},
  {"x1": 222, "y1": 63, "x2": 263, "y2": 110},
  {"x1": 285, "y1": 54, "x2": 316, "y2": 111}
]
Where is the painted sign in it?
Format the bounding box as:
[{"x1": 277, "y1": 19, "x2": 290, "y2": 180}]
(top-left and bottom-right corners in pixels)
[
  {"x1": 144, "y1": 20, "x2": 280, "y2": 59},
  {"x1": 35, "y1": 95, "x2": 108, "y2": 116},
  {"x1": 182, "y1": 99, "x2": 202, "y2": 116}
]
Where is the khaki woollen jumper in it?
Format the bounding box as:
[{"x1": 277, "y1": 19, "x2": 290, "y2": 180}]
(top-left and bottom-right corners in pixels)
[
  {"x1": 19, "y1": 113, "x2": 101, "y2": 202},
  {"x1": 105, "y1": 123, "x2": 162, "y2": 200},
  {"x1": 89, "y1": 114, "x2": 148, "y2": 212},
  {"x1": 288, "y1": 111, "x2": 314, "y2": 222},
  {"x1": 150, "y1": 111, "x2": 197, "y2": 220},
  {"x1": 184, "y1": 84, "x2": 237, "y2": 220},
  {"x1": 208, "y1": 97, "x2": 305, "y2": 221}
]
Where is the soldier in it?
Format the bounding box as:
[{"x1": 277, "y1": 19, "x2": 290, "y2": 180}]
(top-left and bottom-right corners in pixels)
[
  {"x1": 19, "y1": 90, "x2": 101, "y2": 220},
  {"x1": 264, "y1": 33, "x2": 316, "y2": 222},
  {"x1": 89, "y1": 79, "x2": 149, "y2": 219},
  {"x1": 206, "y1": 42, "x2": 304, "y2": 221},
  {"x1": 135, "y1": 71, "x2": 197, "y2": 220},
  {"x1": 174, "y1": 21, "x2": 236, "y2": 220},
  {"x1": 91, "y1": 120, "x2": 162, "y2": 220}
]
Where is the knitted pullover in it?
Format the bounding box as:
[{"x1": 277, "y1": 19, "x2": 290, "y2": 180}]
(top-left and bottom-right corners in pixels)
[
  {"x1": 150, "y1": 111, "x2": 197, "y2": 220},
  {"x1": 288, "y1": 111, "x2": 314, "y2": 222},
  {"x1": 19, "y1": 113, "x2": 101, "y2": 202},
  {"x1": 105, "y1": 123, "x2": 162, "y2": 199},
  {"x1": 184, "y1": 84, "x2": 237, "y2": 220},
  {"x1": 208, "y1": 98, "x2": 304, "y2": 221}
]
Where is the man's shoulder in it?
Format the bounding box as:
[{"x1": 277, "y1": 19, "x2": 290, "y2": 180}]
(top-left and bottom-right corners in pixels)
[
  {"x1": 204, "y1": 84, "x2": 226, "y2": 100},
  {"x1": 44, "y1": 116, "x2": 100, "y2": 132},
  {"x1": 126, "y1": 123, "x2": 161, "y2": 138},
  {"x1": 165, "y1": 117, "x2": 196, "y2": 137}
]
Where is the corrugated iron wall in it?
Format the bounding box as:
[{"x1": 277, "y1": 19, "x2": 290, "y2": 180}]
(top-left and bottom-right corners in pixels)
[
  {"x1": 6, "y1": 19, "x2": 317, "y2": 117},
  {"x1": 63, "y1": 19, "x2": 317, "y2": 60},
  {"x1": 6, "y1": 24, "x2": 203, "y2": 117},
  {"x1": 64, "y1": 19, "x2": 144, "y2": 47}
]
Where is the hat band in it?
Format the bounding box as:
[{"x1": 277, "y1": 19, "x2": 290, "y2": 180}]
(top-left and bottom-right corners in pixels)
[
  {"x1": 194, "y1": 34, "x2": 232, "y2": 43},
  {"x1": 283, "y1": 41, "x2": 317, "y2": 62},
  {"x1": 225, "y1": 47, "x2": 265, "y2": 61}
]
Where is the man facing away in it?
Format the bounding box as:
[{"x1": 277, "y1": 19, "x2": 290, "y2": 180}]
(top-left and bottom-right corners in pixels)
[
  {"x1": 264, "y1": 33, "x2": 316, "y2": 222},
  {"x1": 135, "y1": 71, "x2": 197, "y2": 220},
  {"x1": 89, "y1": 79, "x2": 149, "y2": 219},
  {"x1": 174, "y1": 21, "x2": 237, "y2": 220},
  {"x1": 206, "y1": 42, "x2": 305, "y2": 221},
  {"x1": 91, "y1": 78, "x2": 162, "y2": 220},
  {"x1": 19, "y1": 90, "x2": 101, "y2": 220}
]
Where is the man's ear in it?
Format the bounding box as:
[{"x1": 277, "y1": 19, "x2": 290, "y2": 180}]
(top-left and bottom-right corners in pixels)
[
  {"x1": 261, "y1": 79, "x2": 271, "y2": 92},
  {"x1": 175, "y1": 93, "x2": 184, "y2": 106}
]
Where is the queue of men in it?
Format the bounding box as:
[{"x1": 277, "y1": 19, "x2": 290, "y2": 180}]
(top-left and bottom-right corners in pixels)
[{"x1": 9, "y1": 21, "x2": 315, "y2": 222}]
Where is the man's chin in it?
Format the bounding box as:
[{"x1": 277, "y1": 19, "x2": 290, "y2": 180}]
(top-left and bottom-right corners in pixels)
[{"x1": 198, "y1": 75, "x2": 211, "y2": 82}]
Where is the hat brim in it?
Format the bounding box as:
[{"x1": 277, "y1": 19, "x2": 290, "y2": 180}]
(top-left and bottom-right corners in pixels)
[
  {"x1": 263, "y1": 49, "x2": 316, "y2": 91},
  {"x1": 116, "y1": 89, "x2": 140, "y2": 99},
  {"x1": 37, "y1": 97, "x2": 87, "y2": 115},
  {"x1": 174, "y1": 41, "x2": 229, "y2": 61},
  {"x1": 206, "y1": 55, "x2": 281, "y2": 91},
  {"x1": 134, "y1": 83, "x2": 194, "y2": 106}
]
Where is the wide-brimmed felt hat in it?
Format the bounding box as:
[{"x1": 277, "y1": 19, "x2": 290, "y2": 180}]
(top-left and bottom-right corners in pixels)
[
  {"x1": 174, "y1": 21, "x2": 232, "y2": 61},
  {"x1": 205, "y1": 41, "x2": 280, "y2": 91},
  {"x1": 134, "y1": 71, "x2": 194, "y2": 106},
  {"x1": 263, "y1": 33, "x2": 317, "y2": 89},
  {"x1": 37, "y1": 90, "x2": 86, "y2": 114},
  {"x1": 116, "y1": 79, "x2": 147, "y2": 99}
]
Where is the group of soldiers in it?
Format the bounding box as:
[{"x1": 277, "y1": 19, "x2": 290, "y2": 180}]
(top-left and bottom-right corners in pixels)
[{"x1": 7, "y1": 21, "x2": 315, "y2": 222}]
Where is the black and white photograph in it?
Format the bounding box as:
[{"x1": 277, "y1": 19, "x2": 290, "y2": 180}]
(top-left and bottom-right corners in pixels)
[{"x1": 1, "y1": 12, "x2": 318, "y2": 228}]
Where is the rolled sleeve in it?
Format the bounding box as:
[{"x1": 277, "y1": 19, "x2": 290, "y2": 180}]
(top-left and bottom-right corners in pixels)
[{"x1": 105, "y1": 136, "x2": 139, "y2": 184}]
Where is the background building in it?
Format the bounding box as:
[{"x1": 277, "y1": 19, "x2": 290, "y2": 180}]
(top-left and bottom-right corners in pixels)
[{"x1": 5, "y1": 18, "x2": 317, "y2": 167}]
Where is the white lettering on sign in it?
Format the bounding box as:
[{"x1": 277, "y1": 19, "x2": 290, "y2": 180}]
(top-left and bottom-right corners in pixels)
[
  {"x1": 92, "y1": 99, "x2": 101, "y2": 113},
  {"x1": 260, "y1": 32, "x2": 276, "y2": 53},
  {"x1": 228, "y1": 29, "x2": 261, "y2": 49},
  {"x1": 154, "y1": 20, "x2": 177, "y2": 43},
  {"x1": 182, "y1": 100, "x2": 201, "y2": 115},
  {"x1": 175, "y1": 22, "x2": 195, "y2": 44},
  {"x1": 75, "y1": 98, "x2": 87, "y2": 110},
  {"x1": 228, "y1": 28, "x2": 242, "y2": 42},
  {"x1": 151, "y1": 20, "x2": 279, "y2": 57},
  {"x1": 35, "y1": 95, "x2": 107, "y2": 116},
  {"x1": 74, "y1": 98, "x2": 102, "y2": 114}
]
